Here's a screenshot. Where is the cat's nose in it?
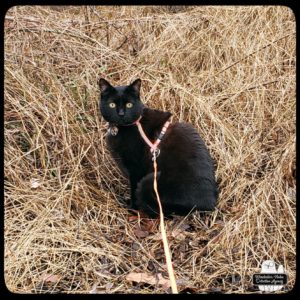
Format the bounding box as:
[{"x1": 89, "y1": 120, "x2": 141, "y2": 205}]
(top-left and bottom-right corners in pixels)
[{"x1": 118, "y1": 109, "x2": 125, "y2": 116}]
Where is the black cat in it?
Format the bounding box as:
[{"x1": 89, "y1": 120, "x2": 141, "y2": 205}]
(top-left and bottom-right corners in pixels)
[{"x1": 98, "y1": 78, "x2": 218, "y2": 218}]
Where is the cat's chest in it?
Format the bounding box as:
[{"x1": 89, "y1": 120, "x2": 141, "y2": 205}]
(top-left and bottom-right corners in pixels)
[{"x1": 106, "y1": 127, "x2": 145, "y2": 160}]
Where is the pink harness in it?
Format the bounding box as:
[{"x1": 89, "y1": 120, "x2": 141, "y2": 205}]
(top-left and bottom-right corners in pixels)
[
  {"x1": 109, "y1": 115, "x2": 171, "y2": 159},
  {"x1": 134, "y1": 116, "x2": 170, "y2": 159}
]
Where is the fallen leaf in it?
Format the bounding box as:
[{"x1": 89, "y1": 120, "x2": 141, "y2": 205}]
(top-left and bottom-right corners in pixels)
[
  {"x1": 89, "y1": 283, "x2": 97, "y2": 294},
  {"x1": 128, "y1": 215, "x2": 139, "y2": 222},
  {"x1": 40, "y1": 273, "x2": 61, "y2": 283},
  {"x1": 177, "y1": 223, "x2": 191, "y2": 231},
  {"x1": 189, "y1": 240, "x2": 199, "y2": 247},
  {"x1": 89, "y1": 282, "x2": 100, "y2": 294},
  {"x1": 133, "y1": 222, "x2": 151, "y2": 239},
  {"x1": 230, "y1": 206, "x2": 242, "y2": 213},
  {"x1": 209, "y1": 287, "x2": 222, "y2": 293},
  {"x1": 131, "y1": 242, "x2": 140, "y2": 250},
  {"x1": 30, "y1": 178, "x2": 40, "y2": 189},
  {"x1": 179, "y1": 242, "x2": 187, "y2": 252},
  {"x1": 142, "y1": 219, "x2": 159, "y2": 233},
  {"x1": 171, "y1": 229, "x2": 186, "y2": 241},
  {"x1": 287, "y1": 187, "x2": 296, "y2": 199},
  {"x1": 134, "y1": 228, "x2": 149, "y2": 238},
  {"x1": 126, "y1": 272, "x2": 171, "y2": 289},
  {"x1": 105, "y1": 282, "x2": 114, "y2": 291},
  {"x1": 176, "y1": 278, "x2": 189, "y2": 287}
]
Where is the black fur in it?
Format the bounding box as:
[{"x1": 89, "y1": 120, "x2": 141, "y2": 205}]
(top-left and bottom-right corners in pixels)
[{"x1": 99, "y1": 78, "x2": 218, "y2": 218}]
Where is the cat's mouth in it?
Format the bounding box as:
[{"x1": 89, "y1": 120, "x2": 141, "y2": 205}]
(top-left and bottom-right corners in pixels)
[{"x1": 114, "y1": 118, "x2": 137, "y2": 126}]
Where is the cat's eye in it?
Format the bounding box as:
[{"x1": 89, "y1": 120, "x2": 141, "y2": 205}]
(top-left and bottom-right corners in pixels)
[
  {"x1": 126, "y1": 103, "x2": 133, "y2": 108},
  {"x1": 109, "y1": 103, "x2": 116, "y2": 108}
]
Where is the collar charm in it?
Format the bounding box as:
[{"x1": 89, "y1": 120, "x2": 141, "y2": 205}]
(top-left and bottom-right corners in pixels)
[{"x1": 109, "y1": 126, "x2": 119, "y2": 136}]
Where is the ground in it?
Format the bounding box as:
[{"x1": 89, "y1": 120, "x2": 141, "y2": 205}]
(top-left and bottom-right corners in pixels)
[{"x1": 4, "y1": 5, "x2": 296, "y2": 294}]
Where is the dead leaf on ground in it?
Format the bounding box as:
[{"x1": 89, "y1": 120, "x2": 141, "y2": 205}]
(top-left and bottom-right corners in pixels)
[
  {"x1": 132, "y1": 220, "x2": 158, "y2": 239},
  {"x1": 171, "y1": 229, "x2": 187, "y2": 241},
  {"x1": 176, "y1": 278, "x2": 190, "y2": 287},
  {"x1": 134, "y1": 228, "x2": 149, "y2": 238},
  {"x1": 40, "y1": 273, "x2": 61, "y2": 283},
  {"x1": 171, "y1": 228, "x2": 196, "y2": 241},
  {"x1": 128, "y1": 215, "x2": 139, "y2": 222},
  {"x1": 89, "y1": 282, "x2": 100, "y2": 294},
  {"x1": 177, "y1": 223, "x2": 191, "y2": 231},
  {"x1": 30, "y1": 178, "x2": 41, "y2": 189},
  {"x1": 105, "y1": 282, "x2": 114, "y2": 291},
  {"x1": 142, "y1": 219, "x2": 159, "y2": 233},
  {"x1": 126, "y1": 272, "x2": 171, "y2": 289}
]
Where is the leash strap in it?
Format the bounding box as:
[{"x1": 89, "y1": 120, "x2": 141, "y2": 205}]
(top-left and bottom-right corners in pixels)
[
  {"x1": 135, "y1": 120, "x2": 155, "y2": 149},
  {"x1": 135, "y1": 116, "x2": 178, "y2": 293},
  {"x1": 153, "y1": 157, "x2": 178, "y2": 294}
]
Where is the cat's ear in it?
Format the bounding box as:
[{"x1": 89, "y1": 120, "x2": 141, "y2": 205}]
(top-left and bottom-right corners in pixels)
[
  {"x1": 130, "y1": 79, "x2": 141, "y2": 94},
  {"x1": 98, "y1": 78, "x2": 113, "y2": 93},
  {"x1": 142, "y1": 108, "x2": 172, "y2": 128},
  {"x1": 160, "y1": 111, "x2": 172, "y2": 124}
]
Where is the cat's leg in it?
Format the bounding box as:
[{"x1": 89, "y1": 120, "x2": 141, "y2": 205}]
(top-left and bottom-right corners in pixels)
[
  {"x1": 128, "y1": 177, "x2": 138, "y2": 210},
  {"x1": 135, "y1": 172, "x2": 162, "y2": 218}
]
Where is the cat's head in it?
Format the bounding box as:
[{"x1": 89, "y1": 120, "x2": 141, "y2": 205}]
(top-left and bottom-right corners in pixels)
[{"x1": 99, "y1": 78, "x2": 144, "y2": 126}]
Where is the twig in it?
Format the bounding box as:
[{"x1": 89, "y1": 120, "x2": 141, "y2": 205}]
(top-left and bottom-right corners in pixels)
[
  {"x1": 220, "y1": 79, "x2": 280, "y2": 100},
  {"x1": 213, "y1": 32, "x2": 295, "y2": 78}
]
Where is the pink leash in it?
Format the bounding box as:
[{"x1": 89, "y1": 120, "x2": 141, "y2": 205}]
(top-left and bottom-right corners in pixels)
[{"x1": 134, "y1": 116, "x2": 177, "y2": 292}]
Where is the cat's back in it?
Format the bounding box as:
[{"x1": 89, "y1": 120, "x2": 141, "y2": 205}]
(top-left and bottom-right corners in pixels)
[
  {"x1": 158, "y1": 121, "x2": 217, "y2": 210},
  {"x1": 158, "y1": 121, "x2": 216, "y2": 184},
  {"x1": 163, "y1": 122, "x2": 213, "y2": 163}
]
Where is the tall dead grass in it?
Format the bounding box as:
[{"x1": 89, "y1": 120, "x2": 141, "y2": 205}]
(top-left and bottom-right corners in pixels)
[{"x1": 4, "y1": 6, "x2": 295, "y2": 293}]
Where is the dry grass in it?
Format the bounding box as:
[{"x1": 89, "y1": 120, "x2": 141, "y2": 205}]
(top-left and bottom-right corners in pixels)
[{"x1": 4, "y1": 5, "x2": 296, "y2": 294}]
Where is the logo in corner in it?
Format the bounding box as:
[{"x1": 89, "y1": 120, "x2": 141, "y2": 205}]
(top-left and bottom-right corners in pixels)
[{"x1": 252, "y1": 260, "x2": 287, "y2": 292}]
